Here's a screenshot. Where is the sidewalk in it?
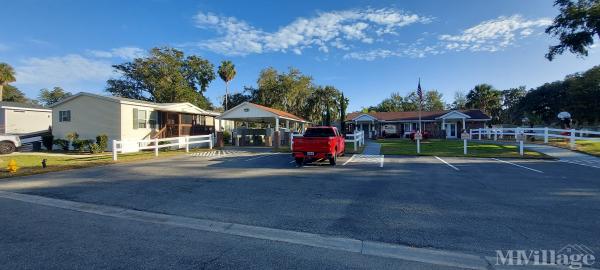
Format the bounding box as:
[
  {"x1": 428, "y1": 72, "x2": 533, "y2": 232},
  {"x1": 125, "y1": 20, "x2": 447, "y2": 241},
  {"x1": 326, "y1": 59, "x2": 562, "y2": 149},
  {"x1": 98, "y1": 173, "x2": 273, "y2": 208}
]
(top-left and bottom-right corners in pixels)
[
  {"x1": 362, "y1": 141, "x2": 381, "y2": 155},
  {"x1": 524, "y1": 143, "x2": 600, "y2": 168}
]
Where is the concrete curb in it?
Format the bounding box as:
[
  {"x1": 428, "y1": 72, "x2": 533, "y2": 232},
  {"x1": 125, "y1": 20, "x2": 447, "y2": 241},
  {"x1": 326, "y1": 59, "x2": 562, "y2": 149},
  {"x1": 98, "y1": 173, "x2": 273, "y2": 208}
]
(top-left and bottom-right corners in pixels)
[{"x1": 0, "y1": 190, "x2": 553, "y2": 270}]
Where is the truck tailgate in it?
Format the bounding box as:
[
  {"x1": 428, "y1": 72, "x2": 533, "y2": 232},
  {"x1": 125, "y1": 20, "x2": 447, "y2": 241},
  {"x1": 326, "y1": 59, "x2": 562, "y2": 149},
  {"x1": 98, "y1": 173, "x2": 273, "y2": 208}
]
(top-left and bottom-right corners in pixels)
[{"x1": 292, "y1": 137, "x2": 333, "y2": 153}]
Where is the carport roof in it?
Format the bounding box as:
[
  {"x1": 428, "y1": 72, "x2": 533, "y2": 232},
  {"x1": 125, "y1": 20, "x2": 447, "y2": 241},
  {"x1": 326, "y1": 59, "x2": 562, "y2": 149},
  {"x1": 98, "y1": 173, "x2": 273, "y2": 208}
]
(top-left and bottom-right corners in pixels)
[{"x1": 218, "y1": 102, "x2": 308, "y2": 122}]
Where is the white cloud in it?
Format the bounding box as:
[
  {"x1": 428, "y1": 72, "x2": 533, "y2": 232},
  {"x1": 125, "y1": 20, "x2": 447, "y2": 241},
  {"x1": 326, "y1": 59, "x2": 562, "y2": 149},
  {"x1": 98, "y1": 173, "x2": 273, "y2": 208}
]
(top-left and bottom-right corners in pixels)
[
  {"x1": 16, "y1": 54, "x2": 115, "y2": 87},
  {"x1": 88, "y1": 46, "x2": 146, "y2": 60},
  {"x1": 345, "y1": 14, "x2": 551, "y2": 61},
  {"x1": 191, "y1": 8, "x2": 431, "y2": 56},
  {"x1": 438, "y1": 15, "x2": 551, "y2": 52}
]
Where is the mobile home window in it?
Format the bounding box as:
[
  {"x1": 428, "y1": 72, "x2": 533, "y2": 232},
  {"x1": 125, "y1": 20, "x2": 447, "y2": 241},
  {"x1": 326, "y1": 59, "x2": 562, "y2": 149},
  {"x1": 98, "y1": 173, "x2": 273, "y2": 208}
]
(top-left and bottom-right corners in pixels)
[
  {"x1": 59, "y1": 110, "x2": 71, "y2": 122},
  {"x1": 133, "y1": 108, "x2": 148, "y2": 129}
]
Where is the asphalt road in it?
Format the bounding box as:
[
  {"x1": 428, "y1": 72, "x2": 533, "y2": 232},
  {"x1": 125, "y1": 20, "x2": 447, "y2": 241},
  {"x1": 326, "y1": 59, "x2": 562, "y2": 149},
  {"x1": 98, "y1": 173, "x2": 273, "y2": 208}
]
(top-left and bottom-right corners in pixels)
[{"x1": 1, "y1": 149, "x2": 599, "y2": 269}]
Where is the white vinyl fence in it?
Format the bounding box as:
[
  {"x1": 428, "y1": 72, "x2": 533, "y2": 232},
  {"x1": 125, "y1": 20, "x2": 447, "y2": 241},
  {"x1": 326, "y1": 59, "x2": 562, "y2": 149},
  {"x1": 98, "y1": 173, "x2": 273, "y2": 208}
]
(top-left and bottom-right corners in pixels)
[
  {"x1": 112, "y1": 134, "x2": 213, "y2": 160},
  {"x1": 346, "y1": 130, "x2": 365, "y2": 151},
  {"x1": 470, "y1": 127, "x2": 600, "y2": 149}
]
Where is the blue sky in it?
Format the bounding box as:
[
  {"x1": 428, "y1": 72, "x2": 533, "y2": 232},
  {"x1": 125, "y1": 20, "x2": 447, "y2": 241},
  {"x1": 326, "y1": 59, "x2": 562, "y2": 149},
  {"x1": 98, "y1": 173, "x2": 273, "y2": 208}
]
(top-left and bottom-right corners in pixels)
[{"x1": 1, "y1": 0, "x2": 599, "y2": 111}]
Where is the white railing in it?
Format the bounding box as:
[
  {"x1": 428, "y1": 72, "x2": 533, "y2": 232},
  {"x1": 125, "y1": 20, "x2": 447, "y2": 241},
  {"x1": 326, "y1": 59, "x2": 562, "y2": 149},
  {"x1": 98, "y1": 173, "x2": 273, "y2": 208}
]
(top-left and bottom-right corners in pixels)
[
  {"x1": 290, "y1": 133, "x2": 303, "y2": 150},
  {"x1": 470, "y1": 127, "x2": 600, "y2": 149},
  {"x1": 346, "y1": 130, "x2": 365, "y2": 151},
  {"x1": 112, "y1": 134, "x2": 213, "y2": 161}
]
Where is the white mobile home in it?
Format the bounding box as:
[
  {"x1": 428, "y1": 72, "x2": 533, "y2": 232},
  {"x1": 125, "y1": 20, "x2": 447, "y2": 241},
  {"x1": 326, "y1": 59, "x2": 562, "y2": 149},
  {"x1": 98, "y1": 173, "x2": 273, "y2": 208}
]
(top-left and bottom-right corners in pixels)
[
  {"x1": 0, "y1": 102, "x2": 52, "y2": 134},
  {"x1": 51, "y1": 92, "x2": 221, "y2": 148}
]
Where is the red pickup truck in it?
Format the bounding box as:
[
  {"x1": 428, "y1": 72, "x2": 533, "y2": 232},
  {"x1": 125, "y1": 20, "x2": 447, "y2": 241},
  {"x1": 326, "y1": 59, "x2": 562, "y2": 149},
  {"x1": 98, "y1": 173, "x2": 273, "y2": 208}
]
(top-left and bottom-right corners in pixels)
[{"x1": 292, "y1": 126, "x2": 345, "y2": 166}]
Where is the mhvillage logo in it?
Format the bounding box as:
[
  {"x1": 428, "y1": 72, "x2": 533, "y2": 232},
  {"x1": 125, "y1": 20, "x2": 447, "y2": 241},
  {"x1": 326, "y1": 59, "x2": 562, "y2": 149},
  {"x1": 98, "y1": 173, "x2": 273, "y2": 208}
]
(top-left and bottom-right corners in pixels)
[{"x1": 496, "y1": 244, "x2": 595, "y2": 269}]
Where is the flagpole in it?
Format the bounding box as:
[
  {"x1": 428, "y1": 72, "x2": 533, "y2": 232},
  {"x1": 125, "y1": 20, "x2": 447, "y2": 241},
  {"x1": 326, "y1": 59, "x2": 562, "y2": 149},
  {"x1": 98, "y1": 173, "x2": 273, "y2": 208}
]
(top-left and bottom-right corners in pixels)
[{"x1": 418, "y1": 78, "x2": 422, "y2": 132}]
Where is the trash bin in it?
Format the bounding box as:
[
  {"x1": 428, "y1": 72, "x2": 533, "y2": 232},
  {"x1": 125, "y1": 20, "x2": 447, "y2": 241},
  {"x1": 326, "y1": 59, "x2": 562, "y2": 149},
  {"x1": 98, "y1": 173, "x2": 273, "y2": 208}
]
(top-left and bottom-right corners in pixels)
[{"x1": 32, "y1": 141, "x2": 42, "y2": 151}]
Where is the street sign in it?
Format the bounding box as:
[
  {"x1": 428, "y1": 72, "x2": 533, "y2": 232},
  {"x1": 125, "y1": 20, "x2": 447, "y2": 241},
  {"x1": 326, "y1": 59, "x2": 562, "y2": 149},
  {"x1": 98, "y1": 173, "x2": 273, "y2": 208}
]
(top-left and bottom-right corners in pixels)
[
  {"x1": 414, "y1": 131, "x2": 423, "y2": 140},
  {"x1": 461, "y1": 132, "x2": 470, "y2": 140}
]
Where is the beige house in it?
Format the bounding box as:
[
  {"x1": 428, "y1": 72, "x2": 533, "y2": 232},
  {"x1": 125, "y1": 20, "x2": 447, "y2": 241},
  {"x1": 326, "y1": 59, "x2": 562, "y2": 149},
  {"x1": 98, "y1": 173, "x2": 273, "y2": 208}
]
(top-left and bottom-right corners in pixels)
[
  {"x1": 0, "y1": 102, "x2": 52, "y2": 134},
  {"x1": 51, "y1": 92, "x2": 221, "y2": 148}
]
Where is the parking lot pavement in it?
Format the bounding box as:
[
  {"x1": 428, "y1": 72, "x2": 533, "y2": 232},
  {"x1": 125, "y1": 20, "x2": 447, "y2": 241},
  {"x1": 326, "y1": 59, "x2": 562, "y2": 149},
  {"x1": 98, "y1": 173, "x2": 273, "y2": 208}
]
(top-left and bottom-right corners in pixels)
[
  {"x1": 0, "y1": 198, "x2": 460, "y2": 270},
  {"x1": 0, "y1": 151, "x2": 598, "y2": 263}
]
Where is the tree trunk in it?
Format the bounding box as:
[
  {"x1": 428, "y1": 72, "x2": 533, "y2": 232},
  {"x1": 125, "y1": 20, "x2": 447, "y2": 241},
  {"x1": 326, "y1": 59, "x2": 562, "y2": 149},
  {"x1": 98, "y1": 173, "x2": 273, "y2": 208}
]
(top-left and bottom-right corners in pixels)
[{"x1": 225, "y1": 81, "x2": 229, "y2": 111}]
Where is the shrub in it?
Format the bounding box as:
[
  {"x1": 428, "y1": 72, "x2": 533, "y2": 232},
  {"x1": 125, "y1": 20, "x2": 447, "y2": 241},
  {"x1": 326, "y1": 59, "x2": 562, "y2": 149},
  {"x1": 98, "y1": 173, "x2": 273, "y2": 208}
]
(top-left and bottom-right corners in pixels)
[
  {"x1": 158, "y1": 140, "x2": 171, "y2": 151},
  {"x1": 223, "y1": 130, "x2": 231, "y2": 144},
  {"x1": 96, "y1": 134, "x2": 108, "y2": 151},
  {"x1": 71, "y1": 139, "x2": 88, "y2": 152},
  {"x1": 42, "y1": 135, "x2": 54, "y2": 151},
  {"x1": 53, "y1": 139, "x2": 70, "y2": 151},
  {"x1": 66, "y1": 132, "x2": 79, "y2": 141},
  {"x1": 88, "y1": 143, "x2": 103, "y2": 154}
]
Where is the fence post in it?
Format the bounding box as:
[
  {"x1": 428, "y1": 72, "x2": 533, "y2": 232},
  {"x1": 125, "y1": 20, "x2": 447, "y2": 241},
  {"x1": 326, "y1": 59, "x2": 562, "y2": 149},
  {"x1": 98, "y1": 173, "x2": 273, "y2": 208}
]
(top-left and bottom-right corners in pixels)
[
  {"x1": 185, "y1": 136, "x2": 189, "y2": 152},
  {"x1": 354, "y1": 139, "x2": 357, "y2": 152},
  {"x1": 544, "y1": 127, "x2": 548, "y2": 144},
  {"x1": 209, "y1": 135, "x2": 214, "y2": 149},
  {"x1": 478, "y1": 128, "x2": 482, "y2": 140},
  {"x1": 493, "y1": 129, "x2": 497, "y2": 141},
  {"x1": 570, "y1": 129, "x2": 576, "y2": 149},
  {"x1": 154, "y1": 138, "x2": 159, "y2": 156},
  {"x1": 416, "y1": 139, "x2": 421, "y2": 154},
  {"x1": 112, "y1": 140, "x2": 118, "y2": 161},
  {"x1": 519, "y1": 140, "x2": 524, "y2": 156},
  {"x1": 463, "y1": 139, "x2": 467, "y2": 155},
  {"x1": 469, "y1": 129, "x2": 473, "y2": 138}
]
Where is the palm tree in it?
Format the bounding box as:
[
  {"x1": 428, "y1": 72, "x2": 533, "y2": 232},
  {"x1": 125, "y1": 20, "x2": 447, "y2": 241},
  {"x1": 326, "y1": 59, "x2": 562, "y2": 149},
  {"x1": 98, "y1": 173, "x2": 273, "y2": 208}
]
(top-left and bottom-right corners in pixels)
[
  {"x1": 218, "y1": 60, "x2": 236, "y2": 110},
  {"x1": 0, "y1": 63, "x2": 16, "y2": 102}
]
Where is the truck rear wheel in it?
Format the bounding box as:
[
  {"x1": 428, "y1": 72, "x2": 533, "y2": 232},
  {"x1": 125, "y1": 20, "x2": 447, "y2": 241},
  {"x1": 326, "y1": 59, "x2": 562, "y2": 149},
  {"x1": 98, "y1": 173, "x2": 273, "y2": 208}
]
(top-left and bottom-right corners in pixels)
[
  {"x1": 329, "y1": 154, "x2": 337, "y2": 166},
  {"x1": 295, "y1": 158, "x2": 304, "y2": 166},
  {"x1": 0, "y1": 142, "x2": 16, "y2": 154}
]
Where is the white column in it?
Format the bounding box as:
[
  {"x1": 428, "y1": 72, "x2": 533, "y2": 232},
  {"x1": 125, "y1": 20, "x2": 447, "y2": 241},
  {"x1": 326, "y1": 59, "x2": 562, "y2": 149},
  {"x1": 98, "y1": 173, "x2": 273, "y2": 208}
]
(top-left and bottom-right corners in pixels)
[
  {"x1": 462, "y1": 118, "x2": 466, "y2": 131},
  {"x1": 275, "y1": 117, "x2": 280, "y2": 131},
  {"x1": 286, "y1": 120, "x2": 289, "y2": 129}
]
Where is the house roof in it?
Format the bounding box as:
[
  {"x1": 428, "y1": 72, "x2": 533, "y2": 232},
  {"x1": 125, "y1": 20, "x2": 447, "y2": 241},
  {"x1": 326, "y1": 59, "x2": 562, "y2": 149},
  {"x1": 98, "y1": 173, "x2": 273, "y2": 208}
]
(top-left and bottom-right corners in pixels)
[
  {"x1": 0, "y1": 101, "x2": 50, "y2": 111},
  {"x1": 346, "y1": 109, "x2": 490, "y2": 121},
  {"x1": 51, "y1": 92, "x2": 219, "y2": 116}
]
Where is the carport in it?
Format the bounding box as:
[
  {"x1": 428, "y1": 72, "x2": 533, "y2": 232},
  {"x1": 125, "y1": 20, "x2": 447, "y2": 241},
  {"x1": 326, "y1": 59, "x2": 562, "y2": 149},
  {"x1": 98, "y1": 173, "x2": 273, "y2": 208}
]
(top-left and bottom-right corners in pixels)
[{"x1": 216, "y1": 102, "x2": 309, "y2": 147}]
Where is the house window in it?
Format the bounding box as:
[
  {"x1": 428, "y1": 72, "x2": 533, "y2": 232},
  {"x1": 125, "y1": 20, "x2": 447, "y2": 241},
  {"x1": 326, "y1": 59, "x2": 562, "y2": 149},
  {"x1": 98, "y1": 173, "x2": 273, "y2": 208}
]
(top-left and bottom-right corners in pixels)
[
  {"x1": 59, "y1": 110, "x2": 71, "y2": 122},
  {"x1": 133, "y1": 108, "x2": 147, "y2": 129}
]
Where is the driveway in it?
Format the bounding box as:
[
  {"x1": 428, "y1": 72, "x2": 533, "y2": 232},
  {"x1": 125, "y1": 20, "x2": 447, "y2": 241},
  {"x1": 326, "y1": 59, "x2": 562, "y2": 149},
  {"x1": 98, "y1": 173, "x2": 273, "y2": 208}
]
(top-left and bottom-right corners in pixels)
[{"x1": 1, "y1": 149, "x2": 599, "y2": 268}]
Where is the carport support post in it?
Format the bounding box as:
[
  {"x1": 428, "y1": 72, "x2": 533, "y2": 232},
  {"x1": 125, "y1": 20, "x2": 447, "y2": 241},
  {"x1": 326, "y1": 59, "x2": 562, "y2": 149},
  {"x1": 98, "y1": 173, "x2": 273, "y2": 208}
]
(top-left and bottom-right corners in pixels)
[
  {"x1": 544, "y1": 127, "x2": 549, "y2": 144},
  {"x1": 154, "y1": 138, "x2": 159, "y2": 157},
  {"x1": 112, "y1": 140, "x2": 117, "y2": 161}
]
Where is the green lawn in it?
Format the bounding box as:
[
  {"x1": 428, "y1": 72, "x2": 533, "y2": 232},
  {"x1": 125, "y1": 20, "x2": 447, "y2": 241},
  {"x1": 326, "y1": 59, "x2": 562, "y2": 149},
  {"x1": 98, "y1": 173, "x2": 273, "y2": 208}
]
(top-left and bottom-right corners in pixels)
[
  {"x1": 345, "y1": 142, "x2": 364, "y2": 154},
  {"x1": 0, "y1": 149, "x2": 212, "y2": 178},
  {"x1": 378, "y1": 139, "x2": 549, "y2": 158},
  {"x1": 546, "y1": 139, "x2": 600, "y2": 157}
]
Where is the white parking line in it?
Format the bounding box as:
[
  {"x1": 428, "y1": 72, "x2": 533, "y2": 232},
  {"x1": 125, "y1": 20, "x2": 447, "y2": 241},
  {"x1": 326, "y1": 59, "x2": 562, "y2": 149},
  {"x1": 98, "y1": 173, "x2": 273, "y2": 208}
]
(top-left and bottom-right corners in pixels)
[
  {"x1": 434, "y1": 156, "x2": 460, "y2": 171},
  {"x1": 342, "y1": 154, "x2": 355, "y2": 166},
  {"x1": 491, "y1": 158, "x2": 543, "y2": 173},
  {"x1": 559, "y1": 160, "x2": 600, "y2": 169}
]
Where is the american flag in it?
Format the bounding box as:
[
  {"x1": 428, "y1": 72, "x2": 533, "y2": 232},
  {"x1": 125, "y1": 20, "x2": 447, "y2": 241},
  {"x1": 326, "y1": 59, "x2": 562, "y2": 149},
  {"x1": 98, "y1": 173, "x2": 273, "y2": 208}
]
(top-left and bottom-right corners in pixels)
[{"x1": 417, "y1": 78, "x2": 423, "y2": 103}]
